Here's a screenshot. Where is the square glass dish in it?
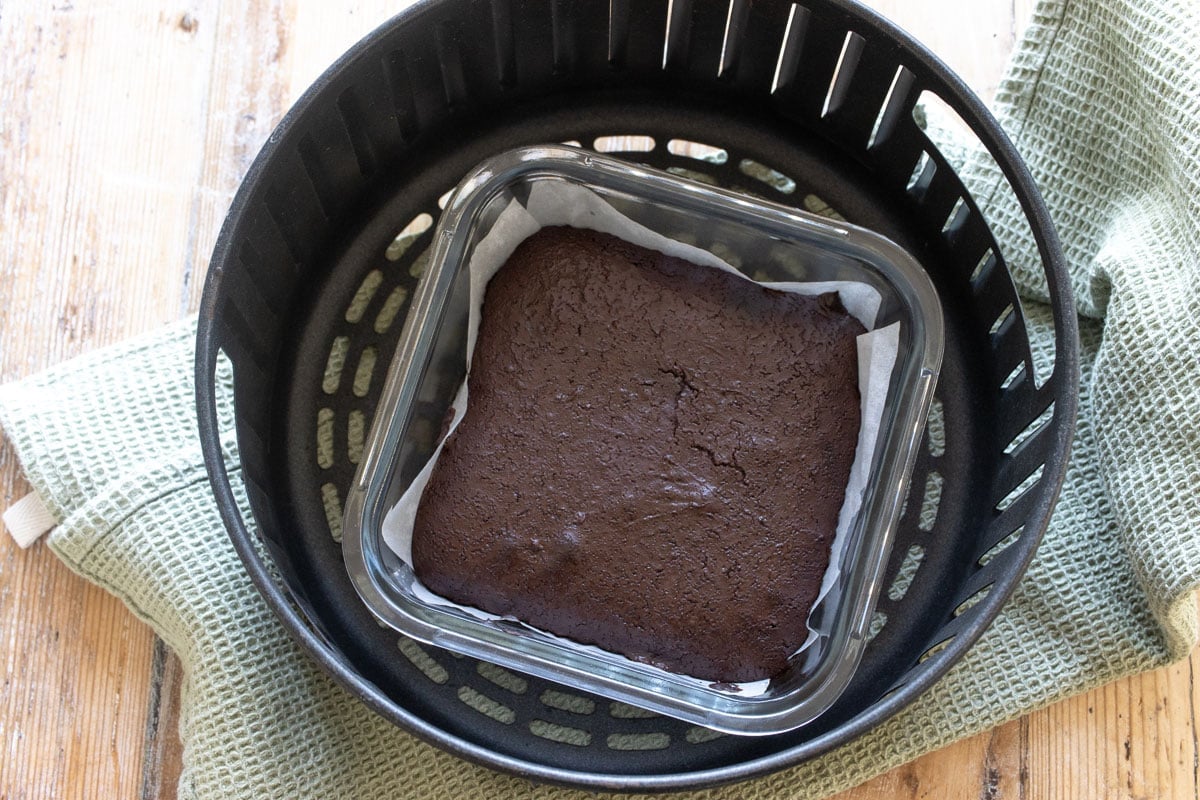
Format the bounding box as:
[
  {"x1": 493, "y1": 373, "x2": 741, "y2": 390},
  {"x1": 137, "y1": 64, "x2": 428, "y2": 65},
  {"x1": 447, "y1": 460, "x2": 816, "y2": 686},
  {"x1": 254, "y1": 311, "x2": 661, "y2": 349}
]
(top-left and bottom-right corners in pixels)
[{"x1": 342, "y1": 145, "x2": 943, "y2": 735}]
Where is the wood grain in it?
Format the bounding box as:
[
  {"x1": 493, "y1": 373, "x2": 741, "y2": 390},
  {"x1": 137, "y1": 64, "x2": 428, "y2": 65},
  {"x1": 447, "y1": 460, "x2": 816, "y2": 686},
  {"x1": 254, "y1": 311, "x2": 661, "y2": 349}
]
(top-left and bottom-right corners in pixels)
[
  {"x1": 0, "y1": 2, "x2": 1196, "y2": 799},
  {"x1": 137, "y1": 644, "x2": 184, "y2": 800},
  {"x1": 0, "y1": 3, "x2": 221, "y2": 798}
]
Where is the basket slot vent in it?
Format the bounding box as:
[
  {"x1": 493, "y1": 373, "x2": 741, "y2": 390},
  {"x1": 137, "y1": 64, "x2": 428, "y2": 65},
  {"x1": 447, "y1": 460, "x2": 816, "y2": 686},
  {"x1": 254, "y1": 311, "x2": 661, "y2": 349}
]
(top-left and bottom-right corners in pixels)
[
  {"x1": 950, "y1": 585, "x2": 988, "y2": 623},
  {"x1": 912, "y1": 83, "x2": 1063, "y2": 373},
  {"x1": 770, "y1": 4, "x2": 809, "y2": 94},
  {"x1": 437, "y1": 188, "x2": 455, "y2": 209},
  {"x1": 972, "y1": 263, "x2": 1022, "y2": 330},
  {"x1": 374, "y1": 286, "x2": 409, "y2": 335},
  {"x1": 909, "y1": 158, "x2": 961, "y2": 225},
  {"x1": 531, "y1": 719, "x2": 592, "y2": 745},
  {"x1": 917, "y1": 635, "x2": 953, "y2": 665},
  {"x1": 802, "y1": 193, "x2": 845, "y2": 221},
  {"x1": 865, "y1": 106, "x2": 927, "y2": 190},
  {"x1": 1030, "y1": 329, "x2": 1056, "y2": 390},
  {"x1": 925, "y1": 396, "x2": 946, "y2": 457},
  {"x1": 666, "y1": 166, "x2": 718, "y2": 185},
  {"x1": 923, "y1": 596, "x2": 988, "y2": 653},
  {"x1": 489, "y1": 0, "x2": 517, "y2": 88},
  {"x1": 459, "y1": 686, "x2": 515, "y2": 723},
  {"x1": 1000, "y1": 362, "x2": 1025, "y2": 392},
  {"x1": 477, "y1": 662, "x2": 529, "y2": 694},
  {"x1": 593, "y1": 135, "x2": 656, "y2": 153},
  {"x1": 335, "y1": 88, "x2": 377, "y2": 177},
  {"x1": 404, "y1": 211, "x2": 436, "y2": 238},
  {"x1": 352, "y1": 346, "x2": 378, "y2": 398},
  {"x1": 382, "y1": 49, "x2": 419, "y2": 141},
  {"x1": 868, "y1": 65, "x2": 916, "y2": 150},
  {"x1": 970, "y1": 248, "x2": 996, "y2": 286},
  {"x1": 911, "y1": 87, "x2": 978, "y2": 172},
  {"x1": 663, "y1": 0, "x2": 693, "y2": 69},
  {"x1": 345, "y1": 270, "x2": 383, "y2": 324},
  {"x1": 821, "y1": 31, "x2": 865, "y2": 118},
  {"x1": 905, "y1": 150, "x2": 936, "y2": 197},
  {"x1": 320, "y1": 482, "x2": 343, "y2": 542},
  {"x1": 411, "y1": 246, "x2": 432, "y2": 279},
  {"x1": 993, "y1": 318, "x2": 1036, "y2": 388},
  {"x1": 945, "y1": 213, "x2": 995, "y2": 270},
  {"x1": 993, "y1": 377, "x2": 1054, "y2": 463},
  {"x1": 739, "y1": 158, "x2": 797, "y2": 194},
  {"x1": 996, "y1": 463, "x2": 1044, "y2": 513},
  {"x1": 941, "y1": 196, "x2": 969, "y2": 237},
  {"x1": 316, "y1": 407, "x2": 335, "y2": 469},
  {"x1": 435, "y1": 22, "x2": 469, "y2": 110},
  {"x1": 718, "y1": 0, "x2": 751, "y2": 78},
  {"x1": 386, "y1": 213, "x2": 434, "y2": 262},
  {"x1": 610, "y1": 701, "x2": 657, "y2": 719},
  {"x1": 898, "y1": 462, "x2": 916, "y2": 519},
  {"x1": 990, "y1": 486, "x2": 1040, "y2": 545},
  {"x1": 666, "y1": 139, "x2": 728, "y2": 163},
  {"x1": 607, "y1": 732, "x2": 671, "y2": 751},
  {"x1": 979, "y1": 526, "x2": 1024, "y2": 567},
  {"x1": 397, "y1": 637, "x2": 449, "y2": 685},
  {"x1": 865, "y1": 610, "x2": 887, "y2": 642},
  {"x1": 296, "y1": 135, "x2": 337, "y2": 219},
  {"x1": 685, "y1": 726, "x2": 724, "y2": 744},
  {"x1": 988, "y1": 303, "x2": 1014, "y2": 337},
  {"x1": 887, "y1": 543, "x2": 925, "y2": 601},
  {"x1": 998, "y1": 412, "x2": 1056, "y2": 493},
  {"x1": 876, "y1": 683, "x2": 904, "y2": 705},
  {"x1": 959, "y1": 552, "x2": 1005, "y2": 601},
  {"x1": 918, "y1": 471, "x2": 944, "y2": 532},
  {"x1": 1003, "y1": 401, "x2": 1055, "y2": 457},
  {"x1": 540, "y1": 689, "x2": 596, "y2": 715},
  {"x1": 347, "y1": 410, "x2": 365, "y2": 465}
]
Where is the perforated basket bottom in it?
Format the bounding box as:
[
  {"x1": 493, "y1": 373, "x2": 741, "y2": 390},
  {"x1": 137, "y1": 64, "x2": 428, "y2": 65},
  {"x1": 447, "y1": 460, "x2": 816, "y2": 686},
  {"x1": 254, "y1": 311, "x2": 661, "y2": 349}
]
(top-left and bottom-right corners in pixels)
[{"x1": 252, "y1": 99, "x2": 1036, "y2": 781}]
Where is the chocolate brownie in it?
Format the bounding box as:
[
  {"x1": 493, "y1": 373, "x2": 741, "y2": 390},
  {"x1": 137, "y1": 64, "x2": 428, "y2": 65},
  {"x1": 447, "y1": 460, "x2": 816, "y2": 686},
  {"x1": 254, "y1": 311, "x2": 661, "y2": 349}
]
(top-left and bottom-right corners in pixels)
[{"x1": 411, "y1": 226, "x2": 864, "y2": 682}]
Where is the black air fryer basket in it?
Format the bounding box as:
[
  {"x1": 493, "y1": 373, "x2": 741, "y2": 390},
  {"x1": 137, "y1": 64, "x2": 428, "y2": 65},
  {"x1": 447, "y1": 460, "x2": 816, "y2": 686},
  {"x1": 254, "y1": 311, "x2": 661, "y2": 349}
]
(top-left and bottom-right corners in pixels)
[{"x1": 196, "y1": 0, "x2": 1079, "y2": 791}]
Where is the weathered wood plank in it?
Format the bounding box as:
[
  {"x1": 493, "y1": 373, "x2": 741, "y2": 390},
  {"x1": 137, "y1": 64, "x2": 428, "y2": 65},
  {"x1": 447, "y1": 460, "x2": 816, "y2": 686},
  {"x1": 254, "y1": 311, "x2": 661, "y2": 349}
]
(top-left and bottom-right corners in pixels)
[
  {"x1": 0, "y1": 2, "x2": 224, "y2": 798},
  {"x1": 138, "y1": 647, "x2": 184, "y2": 800}
]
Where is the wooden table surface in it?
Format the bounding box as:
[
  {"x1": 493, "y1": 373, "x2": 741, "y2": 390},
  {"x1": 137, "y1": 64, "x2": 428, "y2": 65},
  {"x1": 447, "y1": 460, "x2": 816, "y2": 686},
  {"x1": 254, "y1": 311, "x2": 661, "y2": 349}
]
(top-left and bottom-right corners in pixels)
[{"x1": 1, "y1": 1, "x2": 1197, "y2": 798}]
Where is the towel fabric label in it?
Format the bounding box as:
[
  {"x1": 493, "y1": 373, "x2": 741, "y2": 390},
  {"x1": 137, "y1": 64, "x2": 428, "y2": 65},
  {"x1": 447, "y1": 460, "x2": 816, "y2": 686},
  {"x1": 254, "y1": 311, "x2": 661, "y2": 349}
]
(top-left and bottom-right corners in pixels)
[{"x1": 3, "y1": 492, "x2": 56, "y2": 549}]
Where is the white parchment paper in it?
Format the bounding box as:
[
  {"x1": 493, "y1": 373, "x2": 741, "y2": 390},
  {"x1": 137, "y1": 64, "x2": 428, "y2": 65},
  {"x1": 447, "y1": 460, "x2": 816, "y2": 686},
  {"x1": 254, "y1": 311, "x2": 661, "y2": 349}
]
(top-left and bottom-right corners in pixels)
[{"x1": 382, "y1": 180, "x2": 899, "y2": 694}]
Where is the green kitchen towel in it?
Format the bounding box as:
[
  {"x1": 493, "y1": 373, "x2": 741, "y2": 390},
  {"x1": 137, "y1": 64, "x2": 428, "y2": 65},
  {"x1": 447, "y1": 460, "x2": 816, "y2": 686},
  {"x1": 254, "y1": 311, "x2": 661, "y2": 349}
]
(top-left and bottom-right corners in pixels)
[{"x1": 2, "y1": 0, "x2": 1198, "y2": 796}]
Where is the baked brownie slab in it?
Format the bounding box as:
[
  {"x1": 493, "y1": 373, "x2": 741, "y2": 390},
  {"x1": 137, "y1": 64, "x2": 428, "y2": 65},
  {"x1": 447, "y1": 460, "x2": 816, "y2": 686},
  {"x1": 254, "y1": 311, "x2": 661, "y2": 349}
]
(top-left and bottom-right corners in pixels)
[{"x1": 411, "y1": 226, "x2": 864, "y2": 683}]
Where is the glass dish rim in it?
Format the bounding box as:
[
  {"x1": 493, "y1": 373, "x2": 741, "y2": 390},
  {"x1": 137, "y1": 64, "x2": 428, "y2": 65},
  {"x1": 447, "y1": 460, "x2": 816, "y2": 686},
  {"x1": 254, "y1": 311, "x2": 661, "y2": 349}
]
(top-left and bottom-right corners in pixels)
[{"x1": 341, "y1": 144, "x2": 944, "y2": 735}]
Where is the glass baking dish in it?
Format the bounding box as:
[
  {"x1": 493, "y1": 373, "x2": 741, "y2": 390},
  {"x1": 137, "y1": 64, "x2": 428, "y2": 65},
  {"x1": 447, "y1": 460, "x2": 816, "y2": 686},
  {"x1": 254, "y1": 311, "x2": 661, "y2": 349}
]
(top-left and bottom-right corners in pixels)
[{"x1": 342, "y1": 145, "x2": 943, "y2": 735}]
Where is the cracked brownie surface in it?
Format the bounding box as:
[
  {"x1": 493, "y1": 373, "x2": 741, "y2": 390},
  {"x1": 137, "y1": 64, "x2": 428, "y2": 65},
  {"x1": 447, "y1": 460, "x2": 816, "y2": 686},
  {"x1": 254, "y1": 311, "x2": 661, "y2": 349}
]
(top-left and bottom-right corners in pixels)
[{"x1": 411, "y1": 226, "x2": 864, "y2": 682}]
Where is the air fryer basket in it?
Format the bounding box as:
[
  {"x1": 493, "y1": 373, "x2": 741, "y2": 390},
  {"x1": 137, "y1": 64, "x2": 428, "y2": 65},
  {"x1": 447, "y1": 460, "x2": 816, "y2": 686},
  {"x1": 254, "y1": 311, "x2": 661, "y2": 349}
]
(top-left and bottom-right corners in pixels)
[{"x1": 196, "y1": 0, "x2": 1078, "y2": 791}]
